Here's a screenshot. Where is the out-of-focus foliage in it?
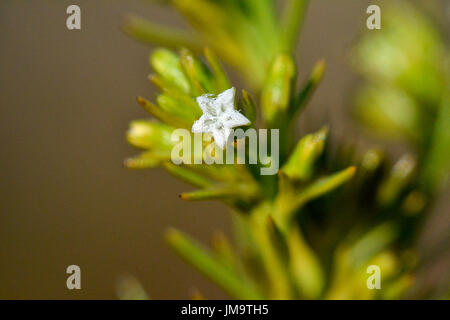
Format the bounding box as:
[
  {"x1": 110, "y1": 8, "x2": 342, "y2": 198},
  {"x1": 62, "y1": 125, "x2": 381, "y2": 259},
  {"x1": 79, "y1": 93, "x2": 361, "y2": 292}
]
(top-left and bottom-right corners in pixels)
[
  {"x1": 122, "y1": 0, "x2": 449, "y2": 299},
  {"x1": 124, "y1": 0, "x2": 309, "y2": 89},
  {"x1": 352, "y1": 1, "x2": 450, "y2": 191}
]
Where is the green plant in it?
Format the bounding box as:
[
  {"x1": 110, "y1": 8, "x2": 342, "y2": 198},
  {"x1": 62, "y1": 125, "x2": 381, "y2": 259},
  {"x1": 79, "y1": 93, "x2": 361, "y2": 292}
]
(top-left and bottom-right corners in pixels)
[{"x1": 123, "y1": 0, "x2": 449, "y2": 299}]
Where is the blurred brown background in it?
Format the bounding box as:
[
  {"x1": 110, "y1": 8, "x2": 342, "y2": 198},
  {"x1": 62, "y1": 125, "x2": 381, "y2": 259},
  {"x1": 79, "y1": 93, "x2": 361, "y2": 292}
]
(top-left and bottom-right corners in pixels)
[{"x1": 0, "y1": 0, "x2": 448, "y2": 299}]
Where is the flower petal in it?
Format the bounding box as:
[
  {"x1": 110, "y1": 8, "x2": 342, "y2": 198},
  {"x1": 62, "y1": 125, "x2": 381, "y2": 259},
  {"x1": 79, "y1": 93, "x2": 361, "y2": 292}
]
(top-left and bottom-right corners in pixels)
[
  {"x1": 212, "y1": 128, "x2": 231, "y2": 149},
  {"x1": 192, "y1": 115, "x2": 212, "y2": 133},
  {"x1": 216, "y1": 87, "x2": 235, "y2": 111},
  {"x1": 196, "y1": 94, "x2": 216, "y2": 115},
  {"x1": 224, "y1": 110, "x2": 251, "y2": 128}
]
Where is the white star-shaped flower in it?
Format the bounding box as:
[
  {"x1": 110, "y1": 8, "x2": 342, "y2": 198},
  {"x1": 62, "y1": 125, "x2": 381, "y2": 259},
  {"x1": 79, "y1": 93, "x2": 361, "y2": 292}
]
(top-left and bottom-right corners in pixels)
[{"x1": 192, "y1": 87, "x2": 251, "y2": 149}]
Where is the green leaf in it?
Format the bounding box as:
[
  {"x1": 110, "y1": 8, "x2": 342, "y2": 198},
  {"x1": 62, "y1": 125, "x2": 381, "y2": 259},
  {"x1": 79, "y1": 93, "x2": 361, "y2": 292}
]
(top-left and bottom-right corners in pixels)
[
  {"x1": 204, "y1": 47, "x2": 231, "y2": 93},
  {"x1": 246, "y1": 0, "x2": 281, "y2": 53},
  {"x1": 377, "y1": 154, "x2": 417, "y2": 207},
  {"x1": 422, "y1": 84, "x2": 450, "y2": 190},
  {"x1": 150, "y1": 48, "x2": 191, "y2": 94},
  {"x1": 290, "y1": 59, "x2": 326, "y2": 118},
  {"x1": 171, "y1": 0, "x2": 244, "y2": 71},
  {"x1": 173, "y1": 0, "x2": 226, "y2": 33},
  {"x1": 180, "y1": 183, "x2": 256, "y2": 201},
  {"x1": 124, "y1": 152, "x2": 163, "y2": 169},
  {"x1": 248, "y1": 203, "x2": 293, "y2": 299},
  {"x1": 354, "y1": 86, "x2": 421, "y2": 142},
  {"x1": 179, "y1": 48, "x2": 215, "y2": 95},
  {"x1": 137, "y1": 96, "x2": 192, "y2": 128},
  {"x1": 156, "y1": 93, "x2": 198, "y2": 123},
  {"x1": 281, "y1": 0, "x2": 310, "y2": 52},
  {"x1": 165, "y1": 228, "x2": 263, "y2": 299},
  {"x1": 149, "y1": 74, "x2": 202, "y2": 115},
  {"x1": 123, "y1": 15, "x2": 202, "y2": 53},
  {"x1": 126, "y1": 119, "x2": 174, "y2": 150},
  {"x1": 261, "y1": 54, "x2": 296, "y2": 126},
  {"x1": 346, "y1": 222, "x2": 398, "y2": 268},
  {"x1": 163, "y1": 162, "x2": 211, "y2": 188},
  {"x1": 288, "y1": 226, "x2": 324, "y2": 299},
  {"x1": 360, "y1": 149, "x2": 384, "y2": 173},
  {"x1": 274, "y1": 167, "x2": 356, "y2": 232},
  {"x1": 211, "y1": 232, "x2": 240, "y2": 271},
  {"x1": 241, "y1": 90, "x2": 257, "y2": 124},
  {"x1": 282, "y1": 127, "x2": 328, "y2": 181},
  {"x1": 297, "y1": 166, "x2": 356, "y2": 206}
]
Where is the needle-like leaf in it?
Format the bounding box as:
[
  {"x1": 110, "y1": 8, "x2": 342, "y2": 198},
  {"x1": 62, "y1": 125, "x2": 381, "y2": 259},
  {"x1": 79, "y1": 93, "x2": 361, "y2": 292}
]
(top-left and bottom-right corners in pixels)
[
  {"x1": 137, "y1": 96, "x2": 192, "y2": 128},
  {"x1": 163, "y1": 163, "x2": 212, "y2": 188},
  {"x1": 282, "y1": 127, "x2": 328, "y2": 181},
  {"x1": 166, "y1": 228, "x2": 264, "y2": 299},
  {"x1": 123, "y1": 15, "x2": 202, "y2": 51},
  {"x1": 204, "y1": 48, "x2": 231, "y2": 93},
  {"x1": 289, "y1": 59, "x2": 326, "y2": 118},
  {"x1": 281, "y1": 0, "x2": 310, "y2": 51}
]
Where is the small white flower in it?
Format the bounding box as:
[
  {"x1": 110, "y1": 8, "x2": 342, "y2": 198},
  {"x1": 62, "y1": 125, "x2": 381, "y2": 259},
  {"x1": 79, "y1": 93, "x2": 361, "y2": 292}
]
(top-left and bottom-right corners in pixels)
[{"x1": 192, "y1": 87, "x2": 251, "y2": 149}]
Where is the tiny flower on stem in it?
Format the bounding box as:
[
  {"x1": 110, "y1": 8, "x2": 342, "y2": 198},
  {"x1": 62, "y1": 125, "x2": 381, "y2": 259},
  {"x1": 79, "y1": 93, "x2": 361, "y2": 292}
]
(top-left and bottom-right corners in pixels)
[{"x1": 192, "y1": 87, "x2": 251, "y2": 149}]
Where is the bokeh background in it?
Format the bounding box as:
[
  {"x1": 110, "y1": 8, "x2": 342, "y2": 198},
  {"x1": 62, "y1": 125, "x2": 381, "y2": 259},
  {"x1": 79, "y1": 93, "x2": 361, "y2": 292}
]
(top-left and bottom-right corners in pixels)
[{"x1": 0, "y1": 0, "x2": 448, "y2": 299}]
